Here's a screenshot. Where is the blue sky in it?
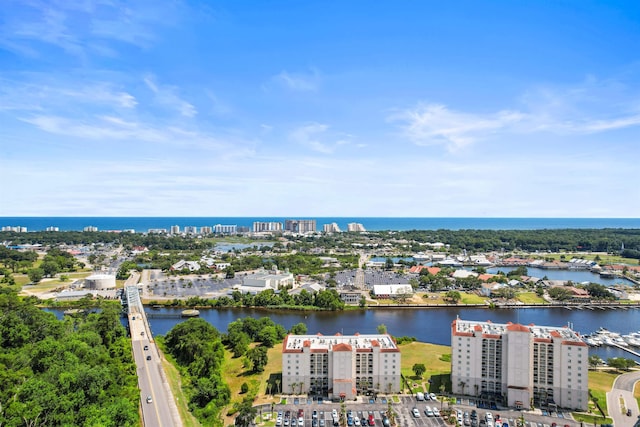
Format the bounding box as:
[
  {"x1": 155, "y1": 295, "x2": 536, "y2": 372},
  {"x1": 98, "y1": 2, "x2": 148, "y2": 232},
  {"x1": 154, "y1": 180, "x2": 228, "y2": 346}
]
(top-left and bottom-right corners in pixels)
[{"x1": 1, "y1": 0, "x2": 639, "y2": 217}]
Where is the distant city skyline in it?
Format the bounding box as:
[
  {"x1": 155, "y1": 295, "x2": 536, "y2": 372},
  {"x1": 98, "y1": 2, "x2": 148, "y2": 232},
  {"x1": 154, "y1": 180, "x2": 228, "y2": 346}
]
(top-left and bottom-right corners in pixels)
[{"x1": 1, "y1": 1, "x2": 639, "y2": 217}]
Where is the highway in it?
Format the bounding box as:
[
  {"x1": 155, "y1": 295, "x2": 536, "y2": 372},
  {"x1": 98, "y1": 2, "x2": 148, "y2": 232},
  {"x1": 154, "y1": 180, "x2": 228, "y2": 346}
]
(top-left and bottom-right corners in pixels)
[{"x1": 126, "y1": 285, "x2": 182, "y2": 427}]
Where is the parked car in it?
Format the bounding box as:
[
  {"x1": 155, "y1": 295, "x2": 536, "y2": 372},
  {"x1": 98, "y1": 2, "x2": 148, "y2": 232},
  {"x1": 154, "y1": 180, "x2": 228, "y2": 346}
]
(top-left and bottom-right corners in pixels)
[{"x1": 412, "y1": 408, "x2": 420, "y2": 418}]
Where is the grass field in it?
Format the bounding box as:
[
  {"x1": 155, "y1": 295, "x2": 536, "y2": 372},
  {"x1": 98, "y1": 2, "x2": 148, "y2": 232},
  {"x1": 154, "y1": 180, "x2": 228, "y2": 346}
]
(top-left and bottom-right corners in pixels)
[
  {"x1": 568, "y1": 370, "x2": 618, "y2": 424},
  {"x1": 398, "y1": 342, "x2": 451, "y2": 394},
  {"x1": 459, "y1": 293, "x2": 487, "y2": 304},
  {"x1": 516, "y1": 292, "x2": 547, "y2": 304}
]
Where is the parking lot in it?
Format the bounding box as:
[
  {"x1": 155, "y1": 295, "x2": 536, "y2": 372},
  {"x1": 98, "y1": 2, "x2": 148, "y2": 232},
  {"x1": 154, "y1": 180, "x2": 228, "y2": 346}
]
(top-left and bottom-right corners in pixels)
[{"x1": 267, "y1": 395, "x2": 579, "y2": 427}]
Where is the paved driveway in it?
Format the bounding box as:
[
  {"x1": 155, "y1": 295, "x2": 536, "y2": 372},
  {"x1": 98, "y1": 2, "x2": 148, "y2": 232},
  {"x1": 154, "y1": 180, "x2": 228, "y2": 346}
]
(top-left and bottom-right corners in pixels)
[{"x1": 606, "y1": 370, "x2": 640, "y2": 427}]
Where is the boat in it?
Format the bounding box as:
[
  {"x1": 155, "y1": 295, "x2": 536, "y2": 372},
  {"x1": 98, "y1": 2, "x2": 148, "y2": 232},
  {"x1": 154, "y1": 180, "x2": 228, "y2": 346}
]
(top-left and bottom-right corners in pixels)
[
  {"x1": 412, "y1": 253, "x2": 430, "y2": 261},
  {"x1": 181, "y1": 309, "x2": 200, "y2": 317}
]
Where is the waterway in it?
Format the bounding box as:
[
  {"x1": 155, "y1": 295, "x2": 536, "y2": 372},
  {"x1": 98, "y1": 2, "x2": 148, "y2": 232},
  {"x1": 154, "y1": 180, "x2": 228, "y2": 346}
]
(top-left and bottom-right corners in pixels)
[
  {"x1": 140, "y1": 306, "x2": 640, "y2": 362},
  {"x1": 486, "y1": 266, "x2": 635, "y2": 286}
]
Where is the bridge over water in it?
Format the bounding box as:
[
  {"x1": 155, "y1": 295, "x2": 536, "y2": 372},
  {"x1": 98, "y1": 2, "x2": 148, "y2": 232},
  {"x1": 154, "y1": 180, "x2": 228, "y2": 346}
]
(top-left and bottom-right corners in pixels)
[{"x1": 125, "y1": 285, "x2": 182, "y2": 427}]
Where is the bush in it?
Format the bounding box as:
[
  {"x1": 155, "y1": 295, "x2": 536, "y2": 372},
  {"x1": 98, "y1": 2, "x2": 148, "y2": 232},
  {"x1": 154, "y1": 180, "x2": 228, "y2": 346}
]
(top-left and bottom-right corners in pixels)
[{"x1": 240, "y1": 382, "x2": 249, "y2": 394}]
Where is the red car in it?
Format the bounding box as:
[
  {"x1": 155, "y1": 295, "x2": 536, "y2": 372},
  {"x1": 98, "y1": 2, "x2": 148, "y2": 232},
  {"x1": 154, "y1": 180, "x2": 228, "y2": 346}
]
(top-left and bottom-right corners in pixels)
[{"x1": 368, "y1": 415, "x2": 375, "y2": 426}]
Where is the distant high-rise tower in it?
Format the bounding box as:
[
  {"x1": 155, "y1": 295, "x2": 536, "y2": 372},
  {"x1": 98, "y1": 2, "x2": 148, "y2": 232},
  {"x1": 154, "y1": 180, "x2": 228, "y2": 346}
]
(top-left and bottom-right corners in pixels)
[
  {"x1": 170, "y1": 225, "x2": 181, "y2": 235},
  {"x1": 284, "y1": 219, "x2": 316, "y2": 234},
  {"x1": 253, "y1": 221, "x2": 283, "y2": 233},
  {"x1": 347, "y1": 223, "x2": 366, "y2": 232},
  {"x1": 323, "y1": 223, "x2": 341, "y2": 233}
]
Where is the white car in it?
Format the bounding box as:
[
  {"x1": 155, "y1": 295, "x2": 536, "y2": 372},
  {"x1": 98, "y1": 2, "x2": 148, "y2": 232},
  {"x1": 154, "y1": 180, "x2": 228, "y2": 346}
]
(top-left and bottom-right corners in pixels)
[
  {"x1": 424, "y1": 406, "x2": 434, "y2": 417},
  {"x1": 412, "y1": 408, "x2": 420, "y2": 418},
  {"x1": 429, "y1": 393, "x2": 437, "y2": 401},
  {"x1": 432, "y1": 408, "x2": 440, "y2": 417},
  {"x1": 354, "y1": 418, "x2": 361, "y2": 426},
  {"x1": 298, "y1": 418, "x2": 304, "y2": 426}
]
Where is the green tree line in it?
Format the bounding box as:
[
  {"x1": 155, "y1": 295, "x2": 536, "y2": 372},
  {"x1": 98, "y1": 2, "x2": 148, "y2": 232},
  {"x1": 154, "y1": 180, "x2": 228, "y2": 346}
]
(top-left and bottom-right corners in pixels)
[{"x1": 0, "y1": 290, "x2": 139, "y2": 426}]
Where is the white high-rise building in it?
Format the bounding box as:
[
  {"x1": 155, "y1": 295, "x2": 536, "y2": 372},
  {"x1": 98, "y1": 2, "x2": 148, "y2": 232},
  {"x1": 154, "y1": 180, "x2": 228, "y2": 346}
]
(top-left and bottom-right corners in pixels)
[
  {"x1": 83, "y1": 226, "x2": 98, "y2": 232},
  {"x1": 451, "y1": 319, "x2": 588, "y2": 410},
  {"x1": 170, "y1": 225, "x2": 181, "y2": 235},
  {"x1": 347, "y1": 223, "x2": 366, "y2": 232},
  {"x1": 284, "y1": 219, "x2": 316, "y2": 234},
  {"x1": 253, "y1": 221, "x2": 283, "y2": 233},
  {"x1": 323, "y1": 223, "x2": 341, "y2": 233},
  {"x1": 214, "y1": 224, "x2": 237, "y2": 234},
  {"x1": 184, "y1": 226, "x2": 198, "y2": 234},
  {"x1": 282, "y1": 333, "x2": 401, "y2": 400}
]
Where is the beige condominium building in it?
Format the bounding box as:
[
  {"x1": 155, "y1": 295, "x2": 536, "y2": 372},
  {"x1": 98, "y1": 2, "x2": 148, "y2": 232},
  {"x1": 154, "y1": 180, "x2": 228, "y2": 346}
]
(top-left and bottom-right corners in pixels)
[
  {"x1": 451, "y1": 319, "x2": 588, "y2": 411},
  {"x1": 282, "y1": 333, "x2": 401, "y2": 400}
]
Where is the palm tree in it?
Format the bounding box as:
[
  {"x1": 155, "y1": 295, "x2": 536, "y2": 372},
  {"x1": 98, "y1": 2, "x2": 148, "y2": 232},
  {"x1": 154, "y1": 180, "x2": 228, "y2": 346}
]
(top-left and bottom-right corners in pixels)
[
  {"x1": 275, "y1": 378, "x2": 281, "y2": 395},
  {"x1": 290, "y1": 382, "x2": 297, "y2": 395},
  {"x1": 458, "y1": 380, "x2": 466, "y2": 396}
]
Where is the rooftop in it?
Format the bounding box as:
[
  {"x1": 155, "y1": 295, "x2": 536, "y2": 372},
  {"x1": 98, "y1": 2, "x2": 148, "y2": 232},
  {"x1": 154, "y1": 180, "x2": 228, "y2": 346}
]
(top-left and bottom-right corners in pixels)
[
  {"x1": 283, "y1": 333, "x2": 398, "y2": 351},
  {"x1": 453, "y1": 319, "x2": 583, "y2": 341}
]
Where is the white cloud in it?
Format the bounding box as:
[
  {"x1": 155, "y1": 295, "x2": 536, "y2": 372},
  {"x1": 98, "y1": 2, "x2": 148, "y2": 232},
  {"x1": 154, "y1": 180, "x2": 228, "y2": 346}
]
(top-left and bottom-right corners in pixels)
[
  {"x1": 143, "y1": 75, "x2": 197, "y2": 117},
  {"x1": 271, "y1": 69, "x2": 320, "y2": 92},
  {"x1": 392, "y1": 77, "x2": 640, "y2": 151},
  {"x1": 0, "y1": 77, "x2": 137, "y2": 111},
  {"x1": 390, "y1": 103, "x2": 524, "y2": 151},
  {"x1": 0, "y1": 0, "x2": 181, "y2": 58},
  {"x1": 290, "y1": 123, "x2": 332, "y2": 153}
]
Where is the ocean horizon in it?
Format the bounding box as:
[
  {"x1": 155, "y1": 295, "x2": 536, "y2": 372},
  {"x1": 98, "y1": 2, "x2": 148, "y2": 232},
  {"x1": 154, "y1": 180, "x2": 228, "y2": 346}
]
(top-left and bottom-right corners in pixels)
[{"x1": 1, "y1": 217, "x2": 640, "y2": 233}]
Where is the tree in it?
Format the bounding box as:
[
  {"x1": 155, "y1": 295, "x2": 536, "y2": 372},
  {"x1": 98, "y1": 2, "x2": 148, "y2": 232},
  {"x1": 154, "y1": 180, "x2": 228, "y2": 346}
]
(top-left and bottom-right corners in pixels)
[
  {"x1": 235, "y1": 398, "x2": 257, "y2": 427},
  {"x1": 547, "y1": 287, "x2": 572, "y2": 301},
  {"x1": 240, "y1": 382, "x2": 249, "y2": 394},
  {"x1": 445, "y1": 290, "x2": 461, "y2": 304},
  {"x1": 377, "y1": 324, "x2": 387, "y2": 334},
  {"x1": 412, "y1": 363, "x2": 426, "y2": 379},
  {"x1": 246, "y1": 346, "x2": 268, "y2": 373},
  {"x1": 27, "y1": 268, "x2": 44, "y2": 284},
  {"x1": 588, "y1": 355, "x2": 602, "y2": 370},
  {"x1": 289, "y1": 322, "x2": 308, "y2": 335},
  {"x1": 359, "y1": 295, "x2": 367, "y2": 308},
  {"x1": 41, "y1": 261, "x2": 59, "y2": 277},
  {"x1": 384, "y1": 258, "x2": 394, "y2": 270}
]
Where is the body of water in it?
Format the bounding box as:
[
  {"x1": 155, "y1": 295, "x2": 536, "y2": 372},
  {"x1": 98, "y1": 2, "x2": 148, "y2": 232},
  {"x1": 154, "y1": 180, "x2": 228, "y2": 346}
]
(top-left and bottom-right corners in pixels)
[
  {"x1": 3, "y1": 217, "x2": 640, "y2": 233},
  {"x1": 44, "y1": 305, "x2": 640, "y2": 361},
  {"x1": 487, "y1": 266, "x2": 635, "y2": 286},
  {"x1": 140, "y1": 306, "x2": 640, "y2": 362}
]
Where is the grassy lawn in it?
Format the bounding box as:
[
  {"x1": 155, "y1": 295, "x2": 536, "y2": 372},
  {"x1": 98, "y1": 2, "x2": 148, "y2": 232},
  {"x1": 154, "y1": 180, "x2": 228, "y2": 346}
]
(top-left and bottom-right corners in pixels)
[
  {"x1": 516, "y1": 292, "x2": 547, "y2": 304},
  {"x1": 569, "y1": 370, "x2": 618, "y2": 424},
  {"x1": 399, "y1": 342, "x2": 451, "y2": 394},
  {"x1": 222, "y1": 345, "x2": 283, "y2": 427},
  {"x1": 459, "y1": 293, "x2": 487, "y2": 305}
]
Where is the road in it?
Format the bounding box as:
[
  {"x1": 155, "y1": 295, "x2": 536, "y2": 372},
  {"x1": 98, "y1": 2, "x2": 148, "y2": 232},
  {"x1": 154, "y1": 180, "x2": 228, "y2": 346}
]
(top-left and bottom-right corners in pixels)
[
  {"x1": 126, "y1": 283, "x2": 181, "y2": 427},
  {"x1": 606, "y1": 370, "x2": 640, "y2": 427}
]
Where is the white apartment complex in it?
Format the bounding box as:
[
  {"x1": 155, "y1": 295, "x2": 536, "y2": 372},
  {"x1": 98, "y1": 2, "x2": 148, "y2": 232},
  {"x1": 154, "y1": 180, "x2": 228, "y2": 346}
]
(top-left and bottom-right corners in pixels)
[
  {"x1": 214, "y1": 224, "x2": 237, "y2": 234},
  {"x1": 253, "y1": 221, "x2": 283, "y2": 233},
  {"x1": 284, "y1": 219, "x2": 316, "y2": 234},
  {"x1": 282, "y1": 333, "x2": 401, "y2": 400},
  {"x1": 347, "y1": 223, "x2": 366, "y2": 232},
  {"x1": 451, "y1": 319, "x2": 588, "y2": 410},
  {"x1": 323, "y1": 222, "x2": 341, "y2": 233}
]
